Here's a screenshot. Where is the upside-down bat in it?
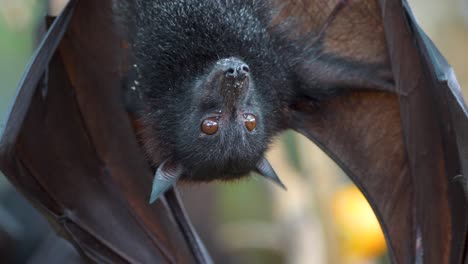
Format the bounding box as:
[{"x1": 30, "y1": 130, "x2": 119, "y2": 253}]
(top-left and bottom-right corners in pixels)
[
  {"x1": 115, "y1": 0, "x2": 393, "y2": 202},
  {"x1": 1, "y1": 0, "x2": 466, "y2": 263}
]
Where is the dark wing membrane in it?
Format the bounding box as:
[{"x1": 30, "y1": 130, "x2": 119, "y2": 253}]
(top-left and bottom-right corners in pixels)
[
  {"x1": 275, "y1": 0, "x2": 412, "y2": 262},
  {"x1": 273, "y1": 0, "x2": 394, "y2": 94},
  {"x1": 0, "y1": 0, "x2": 208, "y2": 263},
  {"x1": 290, "y1": 91, "x2": 413, "y2": 263},
  {"x1": 381, "y1": 0, "x2": 467, "y2": 262},
  {"x1": 280, "y1": 0, "x2": 468, "y2": 263},
  {"x1": 0, "y1": 0, "x2": 77, "y2": 149},
  {"x1": 274, "y1": 0, "x2": 389, "y2": 63}
]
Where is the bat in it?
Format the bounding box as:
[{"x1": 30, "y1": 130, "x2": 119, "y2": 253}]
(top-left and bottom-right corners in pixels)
[
  {"x1": 0, "y1": 0, "x2": 466, "y2": 263},
  {"x1": 114, "y1": 0, "x2": 393, "y2": 202}
]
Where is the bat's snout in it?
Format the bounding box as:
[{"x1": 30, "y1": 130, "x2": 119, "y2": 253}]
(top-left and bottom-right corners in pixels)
[
  {"x1": 222, "y1": 59, "x2": 250, "y2": 80},
  {"x1": 215, "y1": 57, "x2": 250, "y2": 82},
  {"x1": 196, "y1": 57, "x2": 255, "y2": 117}
]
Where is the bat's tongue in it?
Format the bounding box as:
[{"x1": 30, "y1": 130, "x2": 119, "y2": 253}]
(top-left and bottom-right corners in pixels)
[
  {"x1": 149, "y1": 159, "x2": 183, "y2": 204},
  {"x1": 149, "y1": 157, "x2": 287, "y2": 204}
]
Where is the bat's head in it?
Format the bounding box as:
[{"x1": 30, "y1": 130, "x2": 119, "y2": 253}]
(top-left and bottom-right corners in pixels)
[
  {"x1": 121, "y1": 0, "x2": 290, "y2": 201},
  {"x1": 173, "y1": 57, "x2": 269, "y2": 181},
  {"x1": 137, "y1": 53, "x2": 288, "y2": 186}
]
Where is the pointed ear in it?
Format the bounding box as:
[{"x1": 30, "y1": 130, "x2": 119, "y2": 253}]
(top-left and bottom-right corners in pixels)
[
  {"x1": 255, "y1": 157, "x2": 287, "y2": 190},
  {"x1": 149, "y1": 159, "x2": 184, "y2": 203}
]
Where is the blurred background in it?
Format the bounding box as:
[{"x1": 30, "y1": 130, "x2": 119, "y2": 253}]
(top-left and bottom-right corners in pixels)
[{"x1": 0, "y1": 0, "x2": 466, "y2": 263}]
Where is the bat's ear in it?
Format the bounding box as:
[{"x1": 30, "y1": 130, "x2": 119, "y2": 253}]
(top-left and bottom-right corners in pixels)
[
  {"x1": 255, "y1": 157, "x2": 287, "y2": 190},
  {"x1": 149, "y1": 159, "x2": 184, "y2": 203}
]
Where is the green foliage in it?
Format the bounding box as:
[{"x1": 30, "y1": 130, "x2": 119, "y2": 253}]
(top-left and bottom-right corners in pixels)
[
  {"x1": 216, "y1": 178, "x2": 273, "y2": 223},
  {"x1": 0, "y1": 3, "x2": 46, "y2": 125}
]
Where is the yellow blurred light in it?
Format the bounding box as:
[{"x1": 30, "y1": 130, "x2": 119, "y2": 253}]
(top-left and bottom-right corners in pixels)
[{"x1": 331, "y1": 185, "x2": 387, "y2": 261}]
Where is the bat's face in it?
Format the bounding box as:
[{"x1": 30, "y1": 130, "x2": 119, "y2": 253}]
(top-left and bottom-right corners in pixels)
[
  {"x1": 138, "y1": 51, "x2": 289, "y2": 183},
  {"x1": 172, "y1": 57, "x2": 269, "y2": 181},
  {"x1": 124, "y1": 0, "x2": 291, "y2": 200}
]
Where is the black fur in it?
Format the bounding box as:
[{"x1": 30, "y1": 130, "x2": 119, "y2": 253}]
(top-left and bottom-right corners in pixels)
[{"x1": 115, "y1": 0, "x2": 317, "y2": 181}]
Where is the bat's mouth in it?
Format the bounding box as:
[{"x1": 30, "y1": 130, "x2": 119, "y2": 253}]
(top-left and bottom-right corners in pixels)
[{"x1": 148, "y1": 157, "x2": 286, "y2": 203}]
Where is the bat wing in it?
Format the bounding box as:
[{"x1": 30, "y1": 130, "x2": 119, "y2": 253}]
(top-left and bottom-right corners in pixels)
[
  {"x1": 279, "y1": 0, "x2": 468, "y2": 263},
  {"x1": 0, "y1": 0, "x2": 210, "y2": 263}
]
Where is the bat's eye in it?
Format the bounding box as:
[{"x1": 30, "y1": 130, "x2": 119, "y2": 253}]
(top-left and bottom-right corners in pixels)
[
  {"x1": 201, "y1": 117, "x2": 219, "y2": 135},
  {"x1": 243, "y1": 114, "x2": 257, "y2": 131}
]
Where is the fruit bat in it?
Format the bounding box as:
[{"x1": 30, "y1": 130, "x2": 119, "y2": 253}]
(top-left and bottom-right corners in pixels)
[
  {"x1": 0, "y1": 0, "x2": 466, "y2": 263},
  {"x1": 114, "y1": 0, "x2": 393, "y2": 202}
]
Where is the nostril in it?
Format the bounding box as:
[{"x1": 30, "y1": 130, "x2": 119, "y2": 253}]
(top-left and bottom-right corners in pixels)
[
  {"x1": 225, "y1": 68, "x2": 236, "y2": 77},
  {"x1": 220, "y1": 58, "x2": 250, "y2": 79}
]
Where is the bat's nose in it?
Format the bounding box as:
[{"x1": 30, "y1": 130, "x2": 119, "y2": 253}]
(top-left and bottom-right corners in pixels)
[
  {"x1": 224, "y1": 63, "x2": 249, "y2": 80},
  {"x1": 199, "y1": 57, "x2": 254, "y2": 116},
  {"x1": 217, "y1": 58, "x2": 250, "y2": 80}
]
